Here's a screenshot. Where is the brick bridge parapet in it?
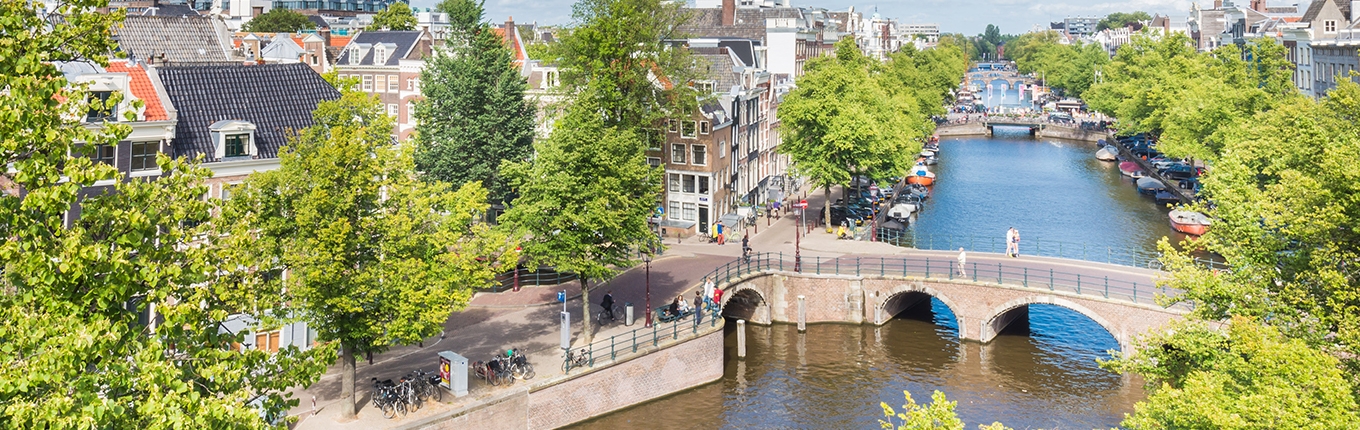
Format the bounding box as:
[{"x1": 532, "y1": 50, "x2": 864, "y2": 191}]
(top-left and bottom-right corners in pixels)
[{"x1": 720, "y1": 271, "x2": 1185, "y2": 352}]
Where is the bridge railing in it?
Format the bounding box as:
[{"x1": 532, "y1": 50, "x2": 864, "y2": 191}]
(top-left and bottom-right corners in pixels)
[
  {"x1": 563, "y1": 303, "x2": 721, "y2": 374},
  {"x1": 876, "y1": 229, "x2": 1229, "y2": 272},
  {"x1": 706, "y1": 252, "x2": 1182, "y2": 309}
]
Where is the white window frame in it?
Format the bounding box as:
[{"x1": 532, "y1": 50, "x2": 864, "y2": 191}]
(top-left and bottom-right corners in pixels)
[
  {"x1": 362, "y1": 75, "x2": 373, "y2": 92},
  {"x1": 680, "y1": 121, "x2": 697, "y2": 139},
  {"x1": 387, "y1": 104, "x2": 398, "y2": 117},
  {"x1": 671, "y1": 143, "x2": 686, "y2": 164},
  {"x1": 691, "y1": 144, "x2": 706, "y2": 166},
  {"x1": 1325, "y1": 20, "x2": 1337, "y2": 33},
  {"x1": 647, "y1": 156, "x2": 662, "y2": 167},
  {"x1": 699, "y1": 121, "x2": 711, "y2": 135},
  {"x1": 375, "y1": 75, "x2": 387, "y2": 93},
  {"x1": 388, "y1": 75, "x2": 399, "y2": 92}
]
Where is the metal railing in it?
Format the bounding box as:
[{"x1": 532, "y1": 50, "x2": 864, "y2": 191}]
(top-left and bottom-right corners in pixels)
[
  {"x1": 489, "y1": 267, "x2": 579, "y2": 292},
  {"x1": 876, "y1": 229, "x2": 1228, "y2": 271},
  {"x1": 562, "y1": 304, "x2": 722, "y2": 374},
  {"x1": 701, "y1": 252, "x2": 1182, "y2": 310}
]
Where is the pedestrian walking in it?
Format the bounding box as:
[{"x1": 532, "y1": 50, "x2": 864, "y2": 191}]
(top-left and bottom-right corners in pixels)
[
  {"x1": 1005, "y1": 227, "x2": 1015, "y2": 257},
  {"x1": 717, "y1": 221, "x2": 726, "y2": 245},
  {"x1": 702, "y1": 276, "x2": 716, "y2": 306},
  {"x1": 957, "y1": 247, "x2": 967, "y2": 277},
  {"x1": 712, "y1": 287, "x2": 723, "y2": 311},
  {"x1": 694, "y1": 291, "x2": 705, "y2": 326},
  {"x1": 601, "y1": 290, "x2": 615, "y2": 321},
  {"x1": 1012, "y1": 228, "x2": 1021, "y2": 258}
]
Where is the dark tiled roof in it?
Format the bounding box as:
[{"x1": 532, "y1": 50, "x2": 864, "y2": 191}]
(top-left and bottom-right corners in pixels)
[
  {"x1": 157, "y1": 63, "x2": 340, "y2": 161},
  {"x1": 335, "y1": 31, "x2": 423, "y2": 66},
  {"x1": 717, "y1": 40, "x2": 757, "y2": 67},
  {"x1": 115, "y1": 15, "x2": 233, "y2": 64},
  {"x1": 144, "y1": 4, "x2": 201, "y2": 17},
  {"x1": 1302, "y1": 0, "x2": 1351, "y2": 23},
  {"x1": 308, "y1": 15, "x2": 330, "y2": 29},
  {"x1": 680, "y1": 7, "x2": 805, "y2": 40}
]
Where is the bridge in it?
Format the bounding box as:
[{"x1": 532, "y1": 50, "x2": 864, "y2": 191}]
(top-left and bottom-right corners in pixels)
[
  {"x1": 715, "y1": 252, "x2": 1184, "y2": 353},
  {"x1": 964, "y1": 69, "x2": 1035, "y2": 92}
]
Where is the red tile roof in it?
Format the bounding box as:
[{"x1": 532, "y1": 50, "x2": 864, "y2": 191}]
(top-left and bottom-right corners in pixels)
[
  {"x1": 492, "y1": 27, "x2": 527, "y2": 67},
  {"x1": 104, "y1": 62, "x2": 168, "y2": 121},
  {"x1": 330, "y1": 36, "x2": 352, "y2": 47}
]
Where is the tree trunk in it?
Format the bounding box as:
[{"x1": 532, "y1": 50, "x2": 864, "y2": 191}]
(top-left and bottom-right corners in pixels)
[
  {"x1": 579, "y1": 277, "x2": 592, "y2": 345},
  {"x1": 824, "y1": 185, "x2": 832, "y2": 230},
  {"x1": 340, "y1": 343, "x2": 357, "y2": 420}
]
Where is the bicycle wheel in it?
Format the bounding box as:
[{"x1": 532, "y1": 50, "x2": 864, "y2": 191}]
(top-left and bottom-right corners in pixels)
[
  {"x1": 596, "y1": 310, "x2": 607, "y2": 327},
  {"x1": 523, "y1": 363, "x2": 535, "y2": 380},
  {"x1": 502, "y1": 371, "x2": 515, "y2": 386},
  {"x1": 381, "y1": 401, "x2": 396, "y2": 419},
  {"x1": 430, "y1": 383, "x2": 442, "y2": 402},
  {"x1": 562, "y1": 358, "x2": 570, "y2": 373}
]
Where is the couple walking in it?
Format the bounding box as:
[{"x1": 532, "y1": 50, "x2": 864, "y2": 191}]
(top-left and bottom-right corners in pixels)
[{"x1": 955, "y1": 227, "x2": 1022, "y2": 277}]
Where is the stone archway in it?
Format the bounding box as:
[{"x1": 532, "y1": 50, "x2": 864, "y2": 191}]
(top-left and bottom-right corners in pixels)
[
  {"x1": 722, "y1": 285, "x2": 771, "y2": 325},
  {"x1": 873, "y1": 283, "x2": 966, "y2": 338},
  {"x1": 979, "y1": 296, "x2": 1127, "y2": 352}
]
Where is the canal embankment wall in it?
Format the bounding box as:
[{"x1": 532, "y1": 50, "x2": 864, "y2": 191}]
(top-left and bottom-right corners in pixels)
[
  {"x1": 721, "y1": 270, "x2": 1183, "y2": 353},
  {"x1": 400, "y1": 320, "x2": 724, "y2": 430},
  {"x1": 934, "y1": 123, "x2": 1106, "y2": 143}
]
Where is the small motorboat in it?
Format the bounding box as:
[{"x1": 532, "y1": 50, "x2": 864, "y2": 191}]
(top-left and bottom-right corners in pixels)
[
  {"x1": 1136, "y1": 177, "x2": 1167, "y2": 195},
  {"x1": 887, "y1": 202, "x2": 917, "y2": 221},
  {"x1": 1095, "y1": 145, "x2": 1118, "y2": 161},
  {"x1": 1129, "y1": 170, "x2": 1146, "y2": 179},
  {"x1": 921, "y1": 150, "x2": 936, "y2": 158},
  {"x1": 906, "y1": 163, "x2": 936, "y2": 186},
  {"x1": 1154, "y1": 190, "x2": 1180, "y2": 205},
  {"x1": 1119, "y1": 161, "x2": 1141, "y2": 177},
  {"x1": 923, "y1": 155, "x2": 938, "y2": 166},
  {"x1": 900, "y1": 184, "x2": 930, "y2": 202},
  {"x1": 1169, "y1": 209, "x2": 1211, "y2": 236}
]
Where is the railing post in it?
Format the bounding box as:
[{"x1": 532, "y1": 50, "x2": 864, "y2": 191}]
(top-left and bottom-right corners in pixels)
[
  {"x1": 1134, "y1": 282, "x2": 1138, "y2": 303},
  {"x1": 997, "y1": 264, "x2": 1002, "y2": 284},
  {"x1": 653, "y1": 321, "x2": 658, "y2": 347},
  {"x1": 949, "y1": 261, "x2": 954, "y2": 280},
  {"x1": 856, "y1": 257, "x2": 861, "y2": 276},
  {"x1": 1023, "y1": 267, "x2": 1028, "y2": 287},
  {"x1": 1050, "y1": 269, "x2": 1054, "y2": 291},
  {"x1": 881, "y1": 257, "x2": 885, "y2": 277},
  {"x1": 925, "y1": 257, "x2": 931, "y2": 278},
  {"x1": 1104, "y1": 276, "x2": 1109, "y2": 298},
  {"x1": 972, "y1": 262, "x2": 977, "y2": 282},
  {"x1": 1077, "y1": 274, "x2": 1082, "y2": 294},
  {"x1": 632, "y1": 328, "x2": 638, "y2": 353},
  {"x1": 673, "y1": 319, "x2": 678, "y2": 339},
  {"x1": 611, "y1": 335, "x2": 616, "y2": 360},
  {"x1": 780, "y1": 252, "x2": 784, "y2": 271}
]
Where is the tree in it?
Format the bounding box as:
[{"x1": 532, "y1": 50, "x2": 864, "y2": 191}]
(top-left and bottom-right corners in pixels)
[
  {"x1": 218, "y1": 81, "x2": 514, "y2": 420},
  {"x1": 1097, "y1": 11, "x2": 1152, "y2": 31},
  {"x1": 243, "y1": 8, "x2": 316, "y2": 33},
  {"x1": 366, "y1": 1, "x2": 417, "y2": 31},
  {"x1": 415, "y1": 0, "x2": 536, "y2": 203},
  {"x1": 554, "y1": 0, "x2": 698, "y2": 132},
  {"x1": 878, "y1": 390, "x2": 1012, "y2": 430},
  {"x1": 779, "y1": 39, "x2": 956, "y2": 228},
  {"x1": 498, "y1": 103, "x2": 661, "y2": 346},
  {"x1": 1102, "y1": 318, "x2": 1360, "y2": 428},
  {"x1": 0, "y1": 1, "x2": 327, "y2": 426},
  {"x1": 938, "y1": 33, "x2": 978, "y2": 61}
]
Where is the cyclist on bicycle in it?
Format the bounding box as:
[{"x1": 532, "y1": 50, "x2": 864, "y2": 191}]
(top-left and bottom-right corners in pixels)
[{"x1": 601, "y1": 291, "x2": 615, "y2": 321}]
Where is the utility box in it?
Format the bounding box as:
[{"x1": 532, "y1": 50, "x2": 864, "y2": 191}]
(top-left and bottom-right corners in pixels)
[
  {"x1": 625, "y1": 303, "x2": 635, "y2": 326},
  {"x1": 438, "y1": 351, "x2": 468, "y2": 397}
]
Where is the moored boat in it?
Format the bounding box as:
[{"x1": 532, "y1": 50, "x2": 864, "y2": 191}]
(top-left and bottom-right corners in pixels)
[
  {"x1": 1095, "y1": 146, "x2": 1118, "y2": 161},
  {"x1": 1169, "y1": 209, "x2": 1211, "y2": 236},
  {"x1": 1154, "y1": 190, "x2": 1180, "y2": 205},
  {"x1": 1136, "y1": 177, "x2": 1166, "y2": 195},
  {"x1": 906, "y1": 163, "x2": 936, "y2": 186}
]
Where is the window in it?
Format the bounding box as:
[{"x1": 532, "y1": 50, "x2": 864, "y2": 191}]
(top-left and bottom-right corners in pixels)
[
  {"x1": 646, "y1": 129, "x2": 662, "y2": 151},
  {"x1": 311, "y1": 54, "x2": 319, "y2": 65},
  {"x1": 349, "y1": 46, "x2": 360, "y2": 61},
  {"x1": 668, "y1": 173, "x2": 680, "y2": 193},
  {"x1": 647, "y1": 157, "x2": 662, "y2": 167},
  {"x1": 86, "y1": 91, "x2": 114, "y2": 122},
  {"x1": 699, "y1": 121, "x2": 711, "y2": 135},
  {"x1": 666, "y1": 120, "x2": 678, "y2": 133},
  {"x1": 1325, "y1": 20, "x2": 1337, "y2": 33},
  {"x1": 668, "y1": 201, "x2": 681, "y2": 220},
  {"x1": 720, "y1": 139, "x2": 727, "y2": 158},
  {"x1": 691, "y1": 144, "x2": 706, "y2": 166},
  {"x1": 683, "y1": 202, "x2": 697, "y2": 221},
  {"x1": 682, "y1": 175, "x2": 695, "y2": 193},
  {"x1": 387, "y1": 104, "x2": 398, "y2": 117},
  {"x1": 388, "y1": 75, "x2": 399, "y2": 92},
  {"x1": 407, "y1": 78, "x2": 416, "y2": 91},
  {"x1": 698, "y1": 176, "x2": 710, "y2": 194},
  {"x1": 374, "y1": 45, "x2": 388, "y2": 64},
  {"x1": 671, "y1": 143, "x2": 686, "y2": 164},
  {"x1": 407, "y1": 101, "x2": 416, "y2": 122},
  {"x1": 254, "y1": 330, "x2": 280, "y2": 353},
  {"x1": 220, "y1": 183, "x2": 237, "y2": 200},
  {"x1": 543, "y1": 70, "x2": 559, "y2": 88},
  {"x1": 362, "y1": 75, "x2": 373, "y2": 92},
  {"x1": 130, "y1": 141, "x2": 157, "y2": 171},
  {"x1": 681, "y1": 121, "x2": 697, "y2": 138},
  {"x1": 89, "y1": 144, "x2": 115, "y2": 166},
  {"x1": 375, "y1": 75, "x2": 387, "y2": 93},
  {"x1": 224, "y1": 133, "x2": 249, "y2": 157}
]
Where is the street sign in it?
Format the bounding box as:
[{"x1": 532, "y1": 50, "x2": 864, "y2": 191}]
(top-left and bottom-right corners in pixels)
[
  {"x1": 557, "y1": 291, "x2": 565, "y2": 303},
  {"x1": 794, "y1": 200, "x2": 808, "y2": 209}
]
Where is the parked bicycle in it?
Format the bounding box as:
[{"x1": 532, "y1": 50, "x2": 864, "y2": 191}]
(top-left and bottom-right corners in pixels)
[
  {"x1": 370, "y1": 377, "x2": 412, "y2": 419},
  {"x1": 409, "y1": 369, "x2": 442, "y2": 403},
  {"x1": 472, "y1": 356, "x2": 515, "y2": 386},
  {"x1": 507, "y1": 348, "x2": 536, "y2": 380},
  {"x1": 562, "y1": 347, "x2": 591, "y2": 372}
]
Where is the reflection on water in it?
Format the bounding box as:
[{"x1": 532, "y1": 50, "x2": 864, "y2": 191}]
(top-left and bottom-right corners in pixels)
[{"x1": 569, "y1": 301, "x2": 1141, "y2": 429}]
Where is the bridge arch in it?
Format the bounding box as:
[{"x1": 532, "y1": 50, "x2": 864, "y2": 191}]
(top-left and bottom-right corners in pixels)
[
  {"x1": 873, "y1": 283, "x2": 966, "y2": 338},
  {"x1": 721, "y1": 283, "x2": 771, "y2": 325},
  {"x1": 979, "y1": 296, "x2": 1127, "y2": 352}
]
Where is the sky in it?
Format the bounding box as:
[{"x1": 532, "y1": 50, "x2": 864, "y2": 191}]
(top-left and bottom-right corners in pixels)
[{"x1": 408, "y1": 0, "x2": 1206, "y2": 35}]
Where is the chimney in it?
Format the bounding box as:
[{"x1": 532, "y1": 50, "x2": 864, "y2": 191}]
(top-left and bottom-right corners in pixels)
[
  {"x1": 505, "y1": 16, "x2": 515, "y2": 38},
  {"x1": 722, "y1": 0, "x2": 735, "y2": 26},
  {"x1": 319, "y1": 27, "x2": 331, "y2": 48},
  {"x1": 1213, "y1": 0, "x2": 1223, "y2": 9}
]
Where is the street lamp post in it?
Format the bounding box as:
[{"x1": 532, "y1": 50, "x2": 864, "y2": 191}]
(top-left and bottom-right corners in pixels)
[{"x1": 643, "y1": 251, "x2": 653, "y2": 327}]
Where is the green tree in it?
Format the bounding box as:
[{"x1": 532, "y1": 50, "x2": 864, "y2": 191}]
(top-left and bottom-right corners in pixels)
[
  {"x1": 367, "y1": 1, "x2": 418, "y2": 31},
  {"x1": 938, "y1": 33, "x2": 978, "y2": 60},
  {"x1": 218, "y1": 82, "x2": 514, "y2": 420},
  {"x1": 243, "y1": 8, "x2": 316, "y2": 33},
  {"x1": 499, "y1": 104, "x2": 660, "y2": 345},
  {"x1": 1103, "y1": 318, "x2": 1360, "y2": 428},
  {"x1": 554, "y1": 0, "x2": 698, "y2": 132},
  {"x1": 779, "y1": 39, "x2": 941, "y2": 226},
  {"x1": 415, "y1": 0, "x2": 536, "y2": 203},
  {"x1": 1097, "y1": 11, "x2": 1152, "y2": 31},
  {"x1": 0, "y1": 1, "x2": 327, "y2": 426},
  {"x1": 878, "y1": 390, "x2": 1012, "y2": 430}
]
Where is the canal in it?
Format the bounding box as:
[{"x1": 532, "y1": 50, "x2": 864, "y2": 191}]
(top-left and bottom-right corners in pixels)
[{"x1": 568, "y1": 131, "x2": 1176, "y2": 428}]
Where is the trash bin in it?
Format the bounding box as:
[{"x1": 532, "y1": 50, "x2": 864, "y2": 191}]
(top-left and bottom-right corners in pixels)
[{"x1": 625, "y1": 303, "x2": 635, "y2": 326}]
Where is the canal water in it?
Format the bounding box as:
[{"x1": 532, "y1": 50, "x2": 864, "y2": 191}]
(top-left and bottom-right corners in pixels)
[{"x1": 568, "y1": 132, "x2": 1174, "y2": 428}]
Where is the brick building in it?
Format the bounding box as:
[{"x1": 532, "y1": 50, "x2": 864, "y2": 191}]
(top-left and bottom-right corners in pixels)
[
  {"x1": 334, "y1": 30, "x2": 433, "y2": 140},
  {"x1": 651, "y1": 101, "x2": 733, "y2": 238}
]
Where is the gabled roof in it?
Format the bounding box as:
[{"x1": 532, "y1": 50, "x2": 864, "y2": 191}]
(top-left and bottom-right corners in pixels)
[
  {"x1": 156, "y1": 63, "x2": 340, "y2": 161},
  {"x1": 335, "y1": 31, "x2": 426, "y2": 66},
  {"x1": 307, "y1": 15, "x2": 330, "y2": 29},
  {"x1": 680, "y1": 7, "x2": 806, "y2": 40},
  {"x1": 262, "y1": 37, "x2": 305, "y2": 61},
  {"x1": 1302, "y1": 0, "x2": 1352, "y2": 23},
  {"x1": 491, "y1": 26, "x2": 529, "y2": 68},
  {"x1": 103, "y1": 62, "x2": 169, "y2": 121},
  {"x1": 141, "y1": 4, "x2": 200, "y2": 17},
  {"x1": 115, "y1": 15, "x2": 234, "y2": 64}
]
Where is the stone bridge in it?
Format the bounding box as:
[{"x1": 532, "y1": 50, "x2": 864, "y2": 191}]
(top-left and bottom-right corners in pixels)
[
  {"x1": 965, "y1": 71, "x2": 1033, "y2": 91},
  {"x1": 715, "y1": 254, "x2": 1185, "y2": 352}
]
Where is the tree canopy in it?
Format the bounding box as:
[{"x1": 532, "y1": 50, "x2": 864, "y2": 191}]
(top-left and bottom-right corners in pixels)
[
  {"x1": 1098, "y1": 11, "x2": 1152, "y2": 31},
  {"x1": 1008, "y1": 31, "x2": 1109, "y2": 97},
  {"x1": 415, "y1": 0, "x2": 536, "y2": 203},
  {"x1": 243, "y1": 8, "x2": 316, "y2": 33},
  {"x1": 878, "y1": 390, "x2": 1012, "y2": 430},
  {"x1": 218, "y1": 79, "x2": 514, "y2": 420},
  {"x1": 1, "y1": 1, "x2": 325, "y2": 426},
  {"x1": 366, "y1": 1, "x2": 418, "y2": 31}
]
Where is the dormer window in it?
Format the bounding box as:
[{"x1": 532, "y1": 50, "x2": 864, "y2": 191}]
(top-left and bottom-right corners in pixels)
[
  {"x1": 87, "y1": 91, "x2": 114, "y2": 122},
  {"x1": 210, "y1": 120, "x2": 258, "y2": 160},
  {"x1": 374, "y1": 45, "x2": 388, "y2": 64},
  {"x1": 350, "y1": 45, "x2": 361, "y2": 61}
]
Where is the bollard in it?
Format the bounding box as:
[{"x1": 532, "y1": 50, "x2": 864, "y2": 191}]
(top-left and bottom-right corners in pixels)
[
  {"x1": 737, "y1": 319, "x2": 747, "y2": 358},
  {"x1": 797, "y1": 295, "x2": 807, "y2": 332}
]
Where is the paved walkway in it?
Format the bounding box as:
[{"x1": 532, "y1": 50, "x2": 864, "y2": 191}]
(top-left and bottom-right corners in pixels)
[{"x1": 289, "y1": 181, "x2": 1167, "y2": 429}]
